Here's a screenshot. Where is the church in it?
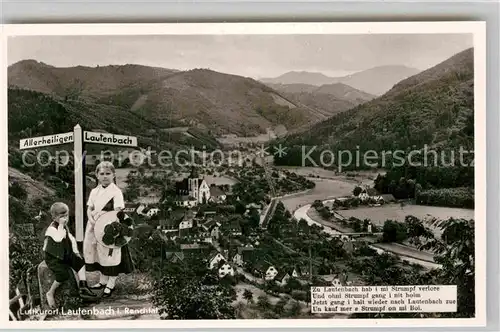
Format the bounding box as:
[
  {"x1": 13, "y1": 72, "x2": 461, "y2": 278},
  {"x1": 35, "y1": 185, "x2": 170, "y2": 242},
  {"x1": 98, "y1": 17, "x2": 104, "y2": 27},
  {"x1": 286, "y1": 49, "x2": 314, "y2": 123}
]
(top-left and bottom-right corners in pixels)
[{"x1": 174, "y1": 167, "x2": 211, "y2": 207}]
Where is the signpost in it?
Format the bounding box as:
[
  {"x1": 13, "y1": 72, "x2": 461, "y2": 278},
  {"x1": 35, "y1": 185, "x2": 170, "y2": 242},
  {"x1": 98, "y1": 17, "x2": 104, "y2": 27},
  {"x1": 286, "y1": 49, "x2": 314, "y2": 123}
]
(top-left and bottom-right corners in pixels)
[{"x1": 18, "y1": 124, "x2": 138, "y2": 244}]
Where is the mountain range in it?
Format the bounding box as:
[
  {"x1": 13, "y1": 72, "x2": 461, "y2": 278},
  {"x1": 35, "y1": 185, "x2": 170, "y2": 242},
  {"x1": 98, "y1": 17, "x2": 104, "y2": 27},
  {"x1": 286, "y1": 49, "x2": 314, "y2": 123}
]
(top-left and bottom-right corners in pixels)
[
  {"x1": 8, "y1": 48, "x2": 474, "y2": 229},
  {"x1": 275, "y1": 48, "x2": 474, "y2": 166},
  {"x1": 260, "y1": 65, "x2": 420, "y2": 96},
  {"x1": 8, "y1": 60, "x2": 382, "y2": 143},
  {"x1": 266, "y1": 82, "x2": 375, "y2": 119}
]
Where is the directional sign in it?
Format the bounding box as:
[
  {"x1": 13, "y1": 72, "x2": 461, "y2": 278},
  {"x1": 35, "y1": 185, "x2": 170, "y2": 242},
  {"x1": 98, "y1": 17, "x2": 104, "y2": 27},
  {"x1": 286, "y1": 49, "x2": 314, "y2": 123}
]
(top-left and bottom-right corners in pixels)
[
  {"x1": 18, "y1": 125, "x2": 139, "y2": 243},
  {"x1": 19, "y1": 132, "x2": 73, "y2": 150},
  {"x1": 84, "y1": 131, "x2": 137, "y2": 147}
]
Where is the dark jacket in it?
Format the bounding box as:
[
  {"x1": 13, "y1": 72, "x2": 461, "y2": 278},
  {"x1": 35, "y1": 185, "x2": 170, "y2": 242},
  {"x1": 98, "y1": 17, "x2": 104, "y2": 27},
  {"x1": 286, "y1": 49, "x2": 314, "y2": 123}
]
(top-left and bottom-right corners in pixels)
[{"x1": 43, "y1": 222, "x2": 79, "y2": 260}]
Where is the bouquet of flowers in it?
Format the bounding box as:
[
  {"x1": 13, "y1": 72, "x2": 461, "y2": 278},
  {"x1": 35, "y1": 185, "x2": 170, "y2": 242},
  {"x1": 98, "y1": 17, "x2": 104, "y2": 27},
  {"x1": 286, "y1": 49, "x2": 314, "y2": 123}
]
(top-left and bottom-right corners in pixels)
[{"x1": 101, "y1": 211, "x2": 134, "y2": 247}]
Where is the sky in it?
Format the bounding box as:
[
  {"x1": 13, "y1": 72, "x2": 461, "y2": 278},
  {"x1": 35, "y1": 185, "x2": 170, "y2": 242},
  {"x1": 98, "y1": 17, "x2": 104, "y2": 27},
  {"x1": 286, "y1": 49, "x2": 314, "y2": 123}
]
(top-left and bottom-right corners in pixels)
[{"x1": 8, "y1": 34, "x2": 473, "y2": 79}]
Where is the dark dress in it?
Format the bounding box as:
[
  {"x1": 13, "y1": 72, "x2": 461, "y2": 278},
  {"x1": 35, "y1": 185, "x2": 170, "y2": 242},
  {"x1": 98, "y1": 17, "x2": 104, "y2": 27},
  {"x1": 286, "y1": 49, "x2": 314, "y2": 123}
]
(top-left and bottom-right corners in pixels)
[
  {"x1": 45, "y1": 228, "x2": 86, "y2": 283},
  {"x1": 85, "y1": 197, "x2": 135, "y2": 276}
]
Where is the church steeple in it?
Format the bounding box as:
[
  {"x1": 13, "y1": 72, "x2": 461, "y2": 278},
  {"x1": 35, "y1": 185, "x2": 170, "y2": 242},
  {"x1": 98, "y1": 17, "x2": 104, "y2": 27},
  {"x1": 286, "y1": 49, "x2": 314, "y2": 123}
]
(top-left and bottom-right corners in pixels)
[{"x1": 189, "y1": 166, "x2": 199, "y2": 179}]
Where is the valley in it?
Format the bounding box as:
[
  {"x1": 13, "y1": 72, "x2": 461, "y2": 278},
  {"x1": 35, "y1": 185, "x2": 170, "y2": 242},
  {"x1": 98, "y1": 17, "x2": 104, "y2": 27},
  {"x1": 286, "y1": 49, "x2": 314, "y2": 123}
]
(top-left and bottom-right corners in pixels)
[{"x1": 8, "y1": 45, "x2": 476, "y2": 321}]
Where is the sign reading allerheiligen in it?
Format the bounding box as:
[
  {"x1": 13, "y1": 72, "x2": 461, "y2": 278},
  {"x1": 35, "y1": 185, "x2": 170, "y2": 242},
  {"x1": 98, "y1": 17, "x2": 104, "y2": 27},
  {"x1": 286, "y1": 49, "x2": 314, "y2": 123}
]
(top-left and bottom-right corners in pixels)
[{"x1": 19, "y1": 132, "x2": 74, "y2": 150}]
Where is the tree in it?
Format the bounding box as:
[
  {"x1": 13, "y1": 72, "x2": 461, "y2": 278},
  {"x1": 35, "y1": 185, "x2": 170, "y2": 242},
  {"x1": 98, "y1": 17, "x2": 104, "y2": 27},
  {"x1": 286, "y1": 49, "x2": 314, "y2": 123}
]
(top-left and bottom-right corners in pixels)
[
  {"x1": 256, "y1": 295, "x2": 271, "y2": 311},
  {"x1": 311, "y1": 200, "x2": 323, "y2": 209},
  {"x1": 405, "y1": 215, "x2": 434, "y2": 247},
  {"x1": 248, "y1": 208, "x2": 260, "y2": 229},
  {"x1": 286, "y1": 301, "x2": 302, "y2": 317},
  {"x1": 9, "y1": 182, "x2": 27, "y2": 200},
  {"x1": 273, "y1": 298, "x2": 288, "y2": 316},
  {"x1": 352, "y1": 186, "x2": 362, "y2": 197},
  {"x1": 9, "y1": 233, "x2": 43, "y2": 292},
  {"x1": 243, "y1": 289, "x2": 253, "y2": 303},
  {"x1": 420, "y1": 218, "x2": 475, "y2": 317},
  {"x1": 352, "y1": 219, "x2": 363, "y2": 232},
  {"x1": 154, "y1": 277, "x2": 236, "y2": 319},
  {"x1": 382, "y1": 220, "x2": 408, "y2": 243},
  {"x1": 153, "y1": 257, "x2": 236, "y2": 319}
]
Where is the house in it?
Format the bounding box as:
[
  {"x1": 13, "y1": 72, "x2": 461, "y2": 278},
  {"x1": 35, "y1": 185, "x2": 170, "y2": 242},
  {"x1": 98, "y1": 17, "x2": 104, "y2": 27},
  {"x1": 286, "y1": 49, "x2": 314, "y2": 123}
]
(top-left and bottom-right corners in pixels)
[
  {"x1": 138, "y1": 194, "x2": 161, "y2": 205},
  {"x1": 174, "y1": 195, "x2": 198, "y2": 208},
  {"x1": 254, "y1": 262, "x2": 278, "y2": 281},
  {"x1": 137, "y1": 204, "x2": 160, "y2": 217},
  {"x1": 221, "y1": 219, "x2": 242, "y2": 236},
  {"x1": 331, "y1": 276, "x2": 342, "y2": 287},
  {"x1": 244, "y1": 203, "x2": 262, "y2": 216},
  {"x1": 203, "y1": 210, "x2": 217, "y2": 218},
  {"x1": 232, "y1": 246, "x2": 255, "y2": 267},
  {"x1": 201, "y1": 219, "x2": 217, "y2": 232},
  {"x1": 328, "y1": 272, "x2": 355, "y2": 287},
  {"x1": 290, "y1": 266, "x2": 304, "y2": 278},
  {"x1": 179, "y1": 243, "x2": 210, "y2": 255},
  {"x1": 145, "y1": 207, "x2": 160, "y2": 218},
  {"x1": 209, "y1": 185, "x2": 227, "y2": 203},
  {"x1": 192, "y1": 230, "x2": 214, "y2": 245},
  {"x1": 178, "y1": 218, "x2": 194, "y2": 237},
  {"x1": 211, "y1": 224, "x2": 221, "y2": 240},
  {"x1": 232, "y1": 253, "x2": 243, "y2": 267},
  {"x1": 136, "y1": 204, "x2": 147, "y2": 215},
  {"x1": 218, "y1": 263, "x2": 235, "y2": 278},
  {"x1": 202, "y1": 237, "x2": 213, "y2": 244},
  {"x1": 230, "y1": 224, "x2": 242, "y2": 236},
  {"x1": 275, "y1": 271, "x2": 291, "y2": 286},
  {"x1": 178, "y1": 210, "x2": 196, "y2": 231},
  {"x1": 178, "y1": 219, "x2": 193, "y2": 230},
  {"x1": 208, "y1": 251, "x2": 226, "y2": 270},
  {"x1": 359, "y1": 188, "x2": 383, "y2": 202},
  {"x1": 123, "y1": 203, "x2": 138, "y2": 214},
  {"x1": 174, "y1": 167, "x2": 211, "y2": 206}
]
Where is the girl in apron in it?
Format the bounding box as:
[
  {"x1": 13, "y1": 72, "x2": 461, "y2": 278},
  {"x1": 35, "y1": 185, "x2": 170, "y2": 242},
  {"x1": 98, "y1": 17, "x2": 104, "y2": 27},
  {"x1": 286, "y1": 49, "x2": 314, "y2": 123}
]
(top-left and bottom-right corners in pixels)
[{"x1": 83, "y1": 161, "x2": 134, "y2": 298}]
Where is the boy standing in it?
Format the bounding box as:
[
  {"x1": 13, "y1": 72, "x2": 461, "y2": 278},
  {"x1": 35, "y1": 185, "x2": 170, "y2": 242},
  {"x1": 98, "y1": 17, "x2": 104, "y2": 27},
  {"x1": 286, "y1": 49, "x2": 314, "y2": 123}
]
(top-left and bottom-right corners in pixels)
[{"x1": 43, "y1": 202, "x2": 97, "y2": 308}]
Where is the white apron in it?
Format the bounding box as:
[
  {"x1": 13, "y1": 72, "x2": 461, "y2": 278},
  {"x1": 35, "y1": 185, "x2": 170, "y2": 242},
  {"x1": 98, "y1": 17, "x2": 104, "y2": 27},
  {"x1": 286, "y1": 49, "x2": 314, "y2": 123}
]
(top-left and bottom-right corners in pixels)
[{"x1": 83, "y1": 183, "x2": 125, "y2": 268}]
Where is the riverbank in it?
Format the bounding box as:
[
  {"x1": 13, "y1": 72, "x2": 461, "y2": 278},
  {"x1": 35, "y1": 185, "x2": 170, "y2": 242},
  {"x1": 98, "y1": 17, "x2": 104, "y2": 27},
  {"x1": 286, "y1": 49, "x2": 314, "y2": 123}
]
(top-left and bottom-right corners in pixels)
[{"x1": 294, "y1": 203, "x2": 439, "y2": 269}]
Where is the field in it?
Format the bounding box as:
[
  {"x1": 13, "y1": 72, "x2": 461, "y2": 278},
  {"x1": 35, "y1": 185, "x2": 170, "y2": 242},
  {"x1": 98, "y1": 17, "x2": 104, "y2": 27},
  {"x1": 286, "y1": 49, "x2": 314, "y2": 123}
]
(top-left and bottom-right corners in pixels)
[
  {"x1": 276, "y1": 166, "x2": 384, "y2": 184},
  {"x1": 337, "y1": 204, "x2": 475, "y2": 226},
  {"x1": 216, "y1": 128, "x2": 286, "y2": 146}
]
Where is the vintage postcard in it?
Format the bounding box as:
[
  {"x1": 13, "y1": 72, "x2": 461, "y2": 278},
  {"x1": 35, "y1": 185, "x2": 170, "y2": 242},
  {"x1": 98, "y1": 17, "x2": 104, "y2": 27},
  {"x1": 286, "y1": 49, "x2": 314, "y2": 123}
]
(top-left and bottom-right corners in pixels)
[{"x1": 0, "y1": 22, "x2": 486, "y2": 328}]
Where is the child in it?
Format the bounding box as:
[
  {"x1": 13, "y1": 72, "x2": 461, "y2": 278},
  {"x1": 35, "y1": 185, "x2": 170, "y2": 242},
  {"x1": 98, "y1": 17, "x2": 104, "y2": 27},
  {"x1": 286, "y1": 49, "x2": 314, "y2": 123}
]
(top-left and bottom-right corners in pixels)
[
  {"x1": 83, "y1": 161, "x2": 134, "y2": 298},
  {"x1": 43, "y1": 202, "x2": 97, "y2": 308}
]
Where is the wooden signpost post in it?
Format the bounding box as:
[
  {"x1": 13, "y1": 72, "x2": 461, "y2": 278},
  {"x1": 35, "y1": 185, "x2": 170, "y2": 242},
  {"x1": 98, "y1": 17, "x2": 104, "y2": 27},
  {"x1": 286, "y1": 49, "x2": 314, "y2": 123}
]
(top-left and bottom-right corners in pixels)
[{"x1": 19, "y1": 124, "x2": 138, "y2": 244}]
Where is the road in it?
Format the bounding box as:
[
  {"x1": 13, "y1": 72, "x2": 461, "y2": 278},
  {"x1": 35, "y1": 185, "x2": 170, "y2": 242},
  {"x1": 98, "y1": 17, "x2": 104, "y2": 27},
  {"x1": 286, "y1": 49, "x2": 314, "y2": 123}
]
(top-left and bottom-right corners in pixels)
[{"x1": 294, "y1": 204, "x2": 341, "y2": 236}]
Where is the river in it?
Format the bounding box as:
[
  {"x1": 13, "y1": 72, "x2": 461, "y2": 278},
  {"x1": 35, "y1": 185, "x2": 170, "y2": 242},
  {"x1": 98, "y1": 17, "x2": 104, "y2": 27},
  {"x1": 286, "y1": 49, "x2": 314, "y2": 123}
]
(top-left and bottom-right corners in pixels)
[{"x1": 283, "y1": 176, "x2": 442, "y2": 270}]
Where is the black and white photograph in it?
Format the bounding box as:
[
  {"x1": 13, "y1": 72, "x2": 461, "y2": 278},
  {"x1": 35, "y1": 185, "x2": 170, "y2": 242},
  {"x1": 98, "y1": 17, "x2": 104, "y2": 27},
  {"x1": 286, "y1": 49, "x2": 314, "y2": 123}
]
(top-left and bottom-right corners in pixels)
[{"x1": 2, "y1": 22, "x2": 486, "y2": 328}]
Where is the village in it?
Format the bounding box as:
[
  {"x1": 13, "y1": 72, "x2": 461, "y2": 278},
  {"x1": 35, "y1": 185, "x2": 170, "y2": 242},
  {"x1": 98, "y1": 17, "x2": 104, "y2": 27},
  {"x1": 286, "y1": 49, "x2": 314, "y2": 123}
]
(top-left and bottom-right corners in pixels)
[
  {"x1": 105, "y1": 147, "x2": 425, "y2": 296},
  {"x1": 9, "y1": 140, "x2": 472, "y2": 320}
]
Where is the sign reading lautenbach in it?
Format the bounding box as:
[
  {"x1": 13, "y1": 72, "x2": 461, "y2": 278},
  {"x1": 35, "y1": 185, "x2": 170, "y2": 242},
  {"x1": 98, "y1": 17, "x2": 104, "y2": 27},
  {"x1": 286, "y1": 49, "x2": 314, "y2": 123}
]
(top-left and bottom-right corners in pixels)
[
  {"x1": 84, "y1": 131, "x2": 137, "y2": 147},
  {"x1": 19, "y1": 132, "x2": 74, "y2": 150}
]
